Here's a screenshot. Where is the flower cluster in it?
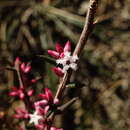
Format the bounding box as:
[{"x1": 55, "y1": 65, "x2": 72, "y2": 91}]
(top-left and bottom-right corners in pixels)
[
  {"x1": 12, "y1": 87, "x2": 61, "y2": 129},
  {"x1": 9, "y1": 57, "x2": 63, "y2": 129},
  {"x1": 48, "y1": 41, "x2": 78, "y2": 77},
  {"x1": 29, "y1": 88, "x2": 61, "y2": 129},
  {"x1": 9, "y1": 42, "x2": 78, "y2": 129},
  {"x1": 9, "y1": 57, "x2": 35, "y2": 99},
  {"x1": 14, "y1": 108, "x2": 29, "y2": 119},
  {"x1": 9, "y1": 87, "x2": 34, "y2": 99}
]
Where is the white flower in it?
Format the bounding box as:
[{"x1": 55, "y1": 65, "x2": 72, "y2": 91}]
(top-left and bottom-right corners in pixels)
[
  {"x1": 56, "y1": 52, "x2": 79, "y2": 73},
  {"x1": 56, "y1": 52, "x2": 71, "y2": 65},
  {"x1": 62, "y1": 64, "x2": 70, "y2": 72},
  {"x1": 29, "y1": 110, "x2": 43, "y2": 125},
  {"x1": 69, "y1": 62, "x2": 77, "y2": 71},
  {"x1": 70, "y1": 55, "x2": 79, "y2": 62}
]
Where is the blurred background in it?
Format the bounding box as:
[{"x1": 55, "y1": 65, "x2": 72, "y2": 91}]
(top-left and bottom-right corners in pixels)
[{"x1": 0, "y1": 0, "x2": 130, "y2": 130}]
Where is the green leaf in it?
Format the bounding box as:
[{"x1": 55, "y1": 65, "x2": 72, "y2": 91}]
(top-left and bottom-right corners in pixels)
[
  {"x1": 66, "y1": 82, "x2": 85, "y2": 88},
  {"x1": 38, "y1": 55, "x2": 56, "y2": 65}
]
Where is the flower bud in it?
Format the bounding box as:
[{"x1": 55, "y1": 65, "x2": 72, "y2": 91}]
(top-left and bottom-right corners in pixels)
[
  {"x1": 45, "y1": 88, "x2": 53, "y2": 102},
  {"x1": 55, "y1": 43, "x2": 63, "y2": 53},
  {"x1": 64, "y1": 41, "x2": 71, "y2": 52},
  {"x1": 48, "y1": 50, "x2": 60, "y2": 59},
  {"x1": 20, "y1": 63, "x2": 31, "y2": 73},
  {"x1": 19, "y1": 92, "x2": 25, "y2": 99},
  {"x1": 27, "y1": 89, "x2": 34, "y2": 96},
  {"x1": 9, "y1": 91, "x2": 18, "y2": 96},
  {"x1": 15, "y1": 57, "x2": 21, "y2": 67},
  {"x1": 53, "y1": 98, "x2": 60, "y2": 105},
  {"x1": 34, "y1": 100, "x2": 48, "y2": 107},
  {"x1": 52, "y1": 67, "x2": 64, "y2": 77}
]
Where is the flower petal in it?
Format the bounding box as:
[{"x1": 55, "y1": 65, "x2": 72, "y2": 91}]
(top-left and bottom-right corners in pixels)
[
  {"x1": 34, "y1": 100, "x2": 48, "y2": 107},
  {"x1": 52, "y1": 67, "x2": 64, "y2": 77},
  {"x1": 39, "y1": 94, "x2": 48, "y2": 100},
  {"x1": 15, "y1": 57, "x2": 21, "y2": 66},
  {"x1": 20, "y1": 63, "x2": 31, "y2": 73},
  {"x1": 27, "y1": 89, "x2": 34, "y2": 96},
  {"x1": 64, "y1": 41, "x2": 71, "y2": 52},
  {"x1": 45, "y1": 88, "x2": 53, "y2": 102},
  {"x1": 48, "y1": 50, "x2": 60, "y2": 59},
  {"x1": 55, "y1": 43, "x2": 63, "y2": 53}
]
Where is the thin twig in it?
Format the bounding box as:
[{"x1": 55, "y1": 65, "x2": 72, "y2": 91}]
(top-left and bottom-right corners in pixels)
[
  {"x1": 73, "y1": 0, "x2": 99, "y2": 56},
  {"x1": 15, "y1": 64, "x2": 24, "y2": 89},
  {"x1": 57, "y1": 97, "x2": 79, "y2": 113},
  {"x1": 15, "y1": 62, "x2": 31, "y2": 110}
]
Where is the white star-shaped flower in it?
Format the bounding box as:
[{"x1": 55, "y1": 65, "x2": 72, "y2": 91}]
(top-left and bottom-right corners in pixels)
[
  {"x1": 56, "y1": 52, "x2": 71, "y2": 66},
  {"x1": 56, "y1": 52, "x2": 79, "y2": 73},
  {"x1": 70, "y1": 55, "x2": 79, "y2": 62},
  {"x1": 29, "y1": 110, "x2": 43, "y2": 125}
]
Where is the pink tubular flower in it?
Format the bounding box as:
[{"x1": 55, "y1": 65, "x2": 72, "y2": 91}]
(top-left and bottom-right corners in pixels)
[
  {"x1": 47, "y1": 50, "x2": 60, "y2": 59},
  {"x1": 30, "y1": 79, "x2": 37, "y2": 84},
  {"x1": 35, "y1": 122, "x2": 49, "y2": 130},
  {"x1": 50, "y1": 127, "x2": 63, "y2": 130},
  {"x1": 9, "y1": 87, "x2": 34, "y2": 99},
  {"x1": 14, "y1": 57, "x2": 21, "y2": 67},
  {"x1": 48, "y1": 41, "x2": 71, "y2": 77},
  {"x1": 63, "y1": 41, "x2": 71, "y2": 52},
  {"x1": 48, "y1": 41, "x2": 71, "y2": 59},
  {"x1": 52, "y1": 67, "x2": 64, "y2": 77},
  {"x1": 14, "y1": 57, "x2": 31, "y2": 74},
  {"x1": 35, "y1": 105, "x2": 49, "y2": 116},
  {"x1": 34, "y1": 100, "x2": 48, "y2": 108},
  {"x1": 39, "y1": 88, "x2": 53, "y2": 103},
  {"x1": 27, "y1": 89, "x2": 34, "y2": 96},
  {"x1": 48, "y1": 41, "x2": 78, "y2": 76},
  {"x1": 35, "y1": 88, "x2": 59, "y2": 108},
  {"x1": 9, "y1": 87, "x2": 25, "y2": 99},
  {"x1": 14, "y1": 108, "x2": 29, "y2": 119},
  {"x1": 20, "y1": 62, "x2": 31, "y2": 73}
]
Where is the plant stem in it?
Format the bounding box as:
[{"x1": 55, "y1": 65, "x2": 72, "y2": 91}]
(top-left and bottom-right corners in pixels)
[
  {"x1": 54, "y1": 0, "x2": 99, "y2": 101},
  {"x1": 15, "y1": 63, "x2": 24, "y2": 89},
  {"x1": 15, "y1": 63, "x2": 31, "y2": 110}
]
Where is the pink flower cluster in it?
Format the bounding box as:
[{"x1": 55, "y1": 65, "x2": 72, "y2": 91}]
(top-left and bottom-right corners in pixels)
[
  {"x1": 30, "y1": 88, "x2": 62, "y2": 130},
  {"x1": 9, "y1": 87, "x2": 34, "y2": 99},
  {"x1": 14, "y1": 88, "x2": 62, "y2": 130},
  {"x1": 9, "y1": 57, "x2": 35, "y2": 99},
  {"x1": 9, "y1": 57, "x2": 63, "y2": 129},
  {"x1": 36, "y1": 88, "x2": 59, "y2": 107},
  {"x1": 15, "y1": 57, "x2": 31, "y2": 74},
  {"x1": 48, "y1": 41, "x2": 78, "y2": 77},
  {"x1": 14, "y1": 108, "x2": 29, "y2": 119}
]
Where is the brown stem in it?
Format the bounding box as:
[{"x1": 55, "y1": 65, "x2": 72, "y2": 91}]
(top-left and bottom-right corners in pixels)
[
  {"x1": 54, "y1": 0, "x2": 99, "y2": 101},
  {"x1": 55, "y1": 70, "x2": 72, "y2": 100},
  {"x1": 15, "y1": 63, "x2": 31, "y2": 110},
  {"x1": 57, "y1": 97, "x2": 79, "y2": 113},
  {"x1": 16, "y1": 66, "x2": 24, "y2": 89},
  {"x1": 73, "y1": 0, "x2": 99, "y2": 56}
]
